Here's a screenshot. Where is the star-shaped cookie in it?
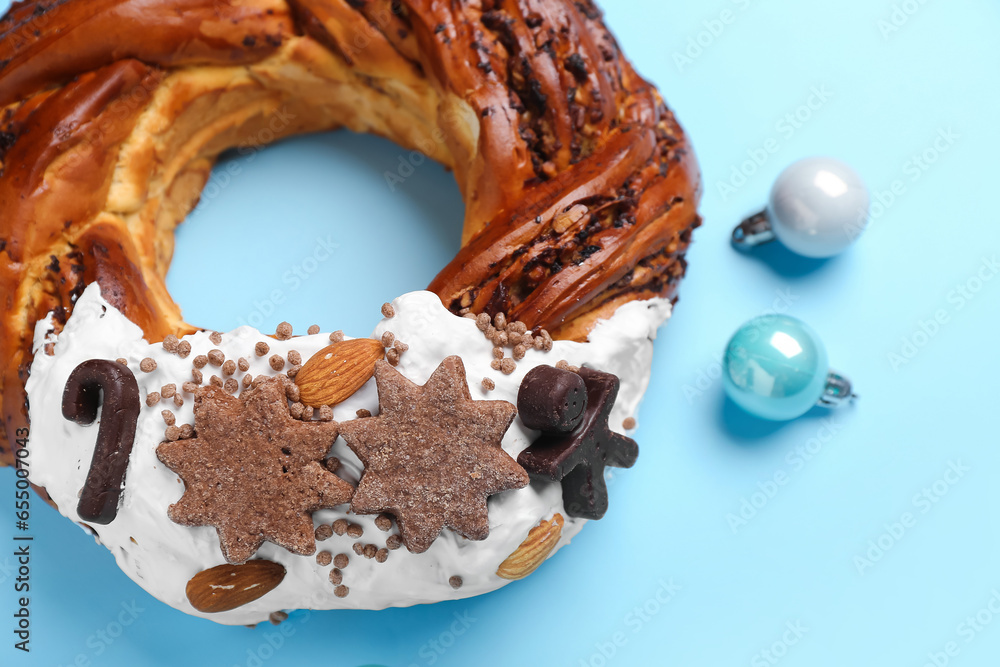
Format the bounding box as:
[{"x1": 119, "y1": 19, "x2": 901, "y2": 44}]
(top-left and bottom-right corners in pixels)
[
  {"x1": 339, "y1": 356, "x2": 529, "y2": 554},
  {"x1": 156, "y1": 376, "x2": 353, "y2": 564}
]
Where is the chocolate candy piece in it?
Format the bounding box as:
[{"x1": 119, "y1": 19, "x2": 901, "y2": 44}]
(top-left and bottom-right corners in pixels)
[
  {"x1": 517, "y1": 365, "x2": 588, "y2": 433},
  {"x1": 517, "y1": 367, "x2": 639, "y2": 520},
  {"x1": 62, "y1": 359, "x2": 141, "y2": 524}
]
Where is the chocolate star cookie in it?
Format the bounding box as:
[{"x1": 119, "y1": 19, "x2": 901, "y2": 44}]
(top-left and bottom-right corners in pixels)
[
  {"x1": 157, "y1": 376, "x2": 353, "y2": 564},
  {"x1": 339, "y1": 357, "x2": 528, "y2": 554}
]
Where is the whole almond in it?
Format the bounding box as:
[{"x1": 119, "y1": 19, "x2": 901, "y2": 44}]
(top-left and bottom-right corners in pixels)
[
  {"x1": 186, "y1": 560, "x2": 286, "y2": 613},
  {"x1": 295, "y1": 339, "x2": 385, "y2": 407},
  {"x1": 496, "y1": 513, "x2": 564, "y2": 580}
]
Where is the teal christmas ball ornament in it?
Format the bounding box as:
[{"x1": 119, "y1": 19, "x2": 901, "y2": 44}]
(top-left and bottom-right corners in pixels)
[{"x1": 723, "y1": 315, "x2": 856, "y2": 421}]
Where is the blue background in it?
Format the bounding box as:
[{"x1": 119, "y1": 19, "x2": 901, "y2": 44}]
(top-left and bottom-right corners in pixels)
[{"x1": 2, "y1": 0, "x2": 998, "y2": 665}]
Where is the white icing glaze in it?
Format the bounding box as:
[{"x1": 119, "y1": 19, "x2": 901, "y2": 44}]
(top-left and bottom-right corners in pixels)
[{"x1": 26, "y1": 285, "x2": 669, "y2": 625}]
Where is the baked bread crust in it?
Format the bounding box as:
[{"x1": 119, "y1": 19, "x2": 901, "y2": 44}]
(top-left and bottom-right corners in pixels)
[{"x1": 0, "y1": 0, "x2": 701, "y2": 466}]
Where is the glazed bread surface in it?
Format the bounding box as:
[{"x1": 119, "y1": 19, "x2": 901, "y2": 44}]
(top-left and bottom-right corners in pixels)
[{"x1": 0, "y1": 0, "x2": 701, "y2": 466}]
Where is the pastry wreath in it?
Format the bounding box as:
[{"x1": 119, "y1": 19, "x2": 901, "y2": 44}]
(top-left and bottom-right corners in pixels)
[
  {"x1": 0, "y1": 0, "x2": 701, "y2": 463},
  {"x1": 1, "y1": 0, "x2": 701, "y2": 624}
]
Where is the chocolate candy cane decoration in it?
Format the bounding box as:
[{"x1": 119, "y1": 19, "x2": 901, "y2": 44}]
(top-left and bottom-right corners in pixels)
[{"x1": 62, "y1": 359, "x2": 141, "y2": 524}]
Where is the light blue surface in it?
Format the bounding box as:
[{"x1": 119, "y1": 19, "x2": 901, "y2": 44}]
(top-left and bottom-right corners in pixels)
[
  {"x1": 2, "y1": 1, "x2": 999, "y2": 665},
  {"x1": 723, "y1": 315, "x2": 829, "y2": 421}
]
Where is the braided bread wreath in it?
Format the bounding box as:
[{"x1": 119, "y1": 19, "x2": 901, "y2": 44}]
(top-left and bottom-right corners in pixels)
[{"x1": 0, "y1": 0, "x2": 700, "y2": 624}]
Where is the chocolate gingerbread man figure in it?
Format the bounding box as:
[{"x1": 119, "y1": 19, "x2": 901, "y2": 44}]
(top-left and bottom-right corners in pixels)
[{"x1": 516, "y1": 365, "x2": 639, "y2": 520}]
